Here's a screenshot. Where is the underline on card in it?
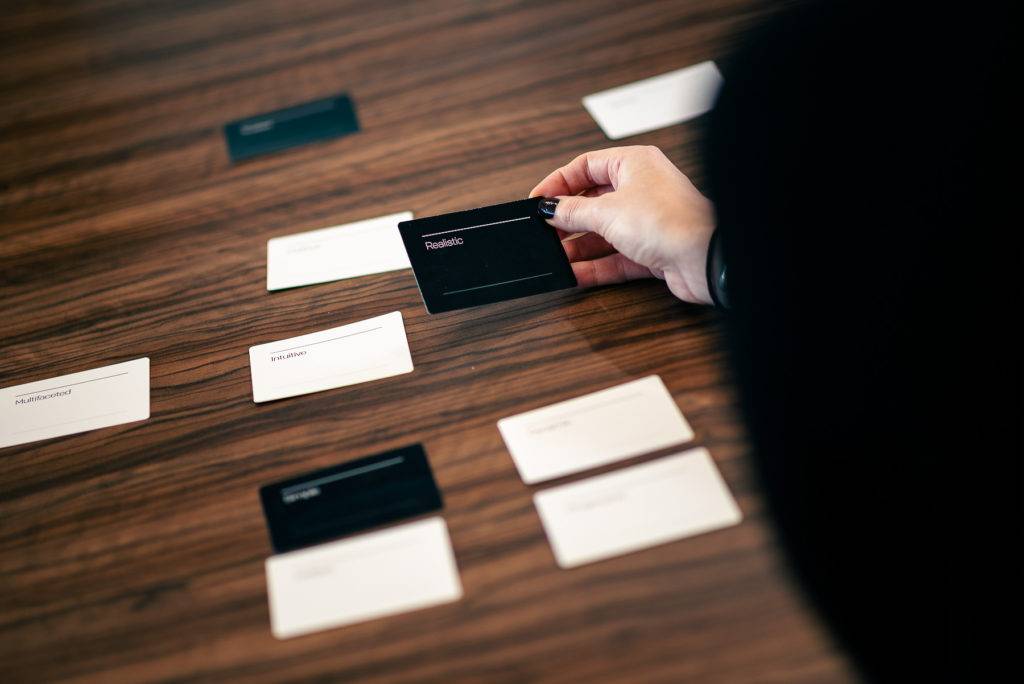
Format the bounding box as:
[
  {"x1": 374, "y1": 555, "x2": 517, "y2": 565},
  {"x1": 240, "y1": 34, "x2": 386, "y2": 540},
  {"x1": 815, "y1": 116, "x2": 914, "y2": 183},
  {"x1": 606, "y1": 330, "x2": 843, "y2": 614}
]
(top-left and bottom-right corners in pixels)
[
  {"x1": 14, "y1": 372, "x2": 130, "y2": 398},
  {"x1": 13, "y1": 410, "x2": 128, "y2": 434},
  {"x1": 268, "y1": 360, "x2": 394, "y2": 391},
  {"x1": 269, "y1": 326, "x2": 382, "y2": 355},
  {"x1": 525, "y1": 392, "x2": 645, "y2": 433},
  {"x1": 281, "y1": 457, "x2": 406, "y2": 497},
  {"x1": 420, "y1": 216, "x2": 531, "y2": 238},
  {"x1": 443, "y1": 272, "x2": 553, "y2": 296}
]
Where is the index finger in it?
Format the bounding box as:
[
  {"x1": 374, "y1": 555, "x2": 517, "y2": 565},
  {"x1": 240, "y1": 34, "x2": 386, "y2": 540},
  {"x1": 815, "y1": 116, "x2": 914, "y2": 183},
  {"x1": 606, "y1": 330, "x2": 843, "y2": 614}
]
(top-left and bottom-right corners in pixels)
[{"x1": 528, "y1": 147, "x2": 630, "y2": 198}]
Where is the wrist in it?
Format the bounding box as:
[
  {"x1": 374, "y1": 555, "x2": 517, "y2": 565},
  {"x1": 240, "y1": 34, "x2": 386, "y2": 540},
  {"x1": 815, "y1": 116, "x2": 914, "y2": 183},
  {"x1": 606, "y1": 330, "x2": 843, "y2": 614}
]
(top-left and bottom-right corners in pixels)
[{"x1": 662, "y1": 228, "x2": 715, "y2": 305}]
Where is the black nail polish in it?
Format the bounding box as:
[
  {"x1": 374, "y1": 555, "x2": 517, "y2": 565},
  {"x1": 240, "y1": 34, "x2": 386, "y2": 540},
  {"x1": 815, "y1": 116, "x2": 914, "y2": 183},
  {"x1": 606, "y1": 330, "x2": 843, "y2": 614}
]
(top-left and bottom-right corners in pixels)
[{"x1": 538, "y1": 198, "x2": 559, "y2": 218}]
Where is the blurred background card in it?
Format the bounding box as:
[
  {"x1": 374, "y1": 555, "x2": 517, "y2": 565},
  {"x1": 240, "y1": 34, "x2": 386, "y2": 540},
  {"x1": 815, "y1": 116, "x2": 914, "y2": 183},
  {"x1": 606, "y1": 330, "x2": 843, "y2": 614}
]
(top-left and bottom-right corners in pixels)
[
  {"x1": 583, "y1": 61, "x2": 723, "y2": 139},
  {"x1": 224, "y1": 93, "x2": 359, "y2": 162}
]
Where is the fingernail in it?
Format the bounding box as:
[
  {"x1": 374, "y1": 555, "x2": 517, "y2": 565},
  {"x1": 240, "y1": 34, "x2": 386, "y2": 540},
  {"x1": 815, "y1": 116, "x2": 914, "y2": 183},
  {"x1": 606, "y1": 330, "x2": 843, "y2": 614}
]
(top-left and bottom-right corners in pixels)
[{"x1": 538, "y1": 198, "x2": 559, "y2": 218}]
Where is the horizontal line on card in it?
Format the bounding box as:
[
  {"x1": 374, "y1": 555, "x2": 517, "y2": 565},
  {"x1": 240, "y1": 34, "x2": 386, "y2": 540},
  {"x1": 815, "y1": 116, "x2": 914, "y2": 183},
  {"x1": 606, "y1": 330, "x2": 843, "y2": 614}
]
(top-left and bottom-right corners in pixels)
[
  {"x1": 281, "y1": 457, "x2": 406, "y2": 498},
  {"x1": 269, "y1": 326, "x2": 382, "y2": 355},
  {"x1": 13, "y1": 372, "x2": 130, "y2": 398},
  {"x1": 421, "y1": 216, "x2": 530, "y2": 238},
  {"x1": 443, "y1": 272, "x2": 552, "y2": 295}
]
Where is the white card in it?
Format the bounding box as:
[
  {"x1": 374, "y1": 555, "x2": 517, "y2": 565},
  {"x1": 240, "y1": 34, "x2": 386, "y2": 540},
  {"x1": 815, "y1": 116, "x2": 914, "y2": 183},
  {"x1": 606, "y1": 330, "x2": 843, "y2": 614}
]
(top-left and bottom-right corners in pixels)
[
  {"x1": 497, "y1": 375, "x2": 694, "y2": 484},
  {"x1": 265, "y1": 516, "x2": 463, "y2": 639},
  {"x1": 582, "y1": 61, "x2": 724, "y2": 140},
  {"x1": 534, "y1": 448, "x2": 742, "y2": 568},
  {"x1": 0, "y1": 358, "x2": 150, "y2": 449},
  {"x1": 266, "y1": 211, "x2": 413, "y2": 291},
  {"x1": 248, "y1": 311, "x2": 413, "y2": 402}
]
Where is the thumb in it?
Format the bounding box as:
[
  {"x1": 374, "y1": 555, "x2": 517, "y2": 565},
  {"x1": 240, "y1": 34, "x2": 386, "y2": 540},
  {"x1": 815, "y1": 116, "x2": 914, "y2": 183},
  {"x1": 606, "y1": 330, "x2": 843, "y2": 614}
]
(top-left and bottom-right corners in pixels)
[{"x1": 541, "y1": 195, "x2": 612, "y2": 237}]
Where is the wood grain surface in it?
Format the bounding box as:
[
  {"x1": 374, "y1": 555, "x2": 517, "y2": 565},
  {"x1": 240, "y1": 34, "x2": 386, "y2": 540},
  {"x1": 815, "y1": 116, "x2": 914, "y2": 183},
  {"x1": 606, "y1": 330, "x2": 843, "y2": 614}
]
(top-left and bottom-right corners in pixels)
[{"x1": 0, "y1": 1, "x2": 856, "y2": 681}]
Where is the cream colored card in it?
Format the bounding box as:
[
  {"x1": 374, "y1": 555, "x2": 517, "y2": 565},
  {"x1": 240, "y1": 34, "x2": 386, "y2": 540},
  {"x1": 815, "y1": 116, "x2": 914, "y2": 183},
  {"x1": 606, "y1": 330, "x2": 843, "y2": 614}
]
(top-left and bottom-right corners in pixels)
[
  {"x1": 582, "y1": 61, "x2": 724, "y2": 139},
  {"x1": 534, "y1": 448, "x2": 742, "y2": 568},
  {"x1": 267, "y1": 211, "x2": 413, "y2": 291},
  {"x1": 498, "y1": 375, "x2": 694, "y2": 484},
  {"x1": 248, "y1": 311, "x2": 413, "y2": 402},
  {"x1": 0, "y1": 358, "x2": 149, "y2": 449},
  {"x1": 265, "y1": 517, "x2": 463, "y2": 639}
]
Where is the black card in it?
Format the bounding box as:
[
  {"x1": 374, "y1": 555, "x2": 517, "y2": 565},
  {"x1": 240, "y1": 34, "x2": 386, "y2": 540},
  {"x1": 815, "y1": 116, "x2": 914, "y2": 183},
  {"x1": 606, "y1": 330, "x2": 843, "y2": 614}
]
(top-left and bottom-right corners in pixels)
[
  {"x1": 223, "y1": 93, "x2": 359, "y2": 162},
  {"x1": 259, "y1": 444, "x2": 442, "y2": 553},
  {"x1": 398, "y1": 198, "x2": 577, "y2": 314}
]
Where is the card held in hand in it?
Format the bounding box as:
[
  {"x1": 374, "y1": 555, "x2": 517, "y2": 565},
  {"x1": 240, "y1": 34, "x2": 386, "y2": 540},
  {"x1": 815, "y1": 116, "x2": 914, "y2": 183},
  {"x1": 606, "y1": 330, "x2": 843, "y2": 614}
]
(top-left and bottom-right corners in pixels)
[{"x1": 398, "y1": 198, "x2": 576, "y2": 313}]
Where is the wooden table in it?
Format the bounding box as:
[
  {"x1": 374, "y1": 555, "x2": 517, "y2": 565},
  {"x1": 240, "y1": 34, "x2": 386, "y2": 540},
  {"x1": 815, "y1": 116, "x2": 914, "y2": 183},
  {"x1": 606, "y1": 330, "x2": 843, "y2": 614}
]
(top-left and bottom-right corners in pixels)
[{"x1": 1, "y1": 1, "x2": 855, "y2": 681}]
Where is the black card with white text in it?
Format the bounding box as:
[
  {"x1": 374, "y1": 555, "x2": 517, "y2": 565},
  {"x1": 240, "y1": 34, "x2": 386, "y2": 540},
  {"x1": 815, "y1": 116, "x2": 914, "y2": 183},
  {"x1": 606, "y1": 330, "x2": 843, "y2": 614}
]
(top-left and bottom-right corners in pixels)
[
  {"x1": 259, "y1": 444, "x2": 442, "y2": 553},
  {"x1": 398, "y1": 198, "x2": 576, "y2": 313}
]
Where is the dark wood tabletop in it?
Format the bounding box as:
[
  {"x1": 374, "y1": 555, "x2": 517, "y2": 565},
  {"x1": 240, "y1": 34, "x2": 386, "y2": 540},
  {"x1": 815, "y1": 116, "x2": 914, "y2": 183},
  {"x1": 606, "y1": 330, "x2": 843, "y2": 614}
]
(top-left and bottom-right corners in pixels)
[{"x1": 0, "y1": 1, "x2": 856, "y2": 681}]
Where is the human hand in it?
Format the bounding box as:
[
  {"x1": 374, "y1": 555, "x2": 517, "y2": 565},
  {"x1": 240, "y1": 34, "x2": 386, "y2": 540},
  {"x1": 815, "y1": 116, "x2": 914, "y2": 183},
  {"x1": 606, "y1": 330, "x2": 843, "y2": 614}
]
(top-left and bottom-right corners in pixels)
[{"x1": 529, "y1": 146, "x2": 716, "y2": 305}]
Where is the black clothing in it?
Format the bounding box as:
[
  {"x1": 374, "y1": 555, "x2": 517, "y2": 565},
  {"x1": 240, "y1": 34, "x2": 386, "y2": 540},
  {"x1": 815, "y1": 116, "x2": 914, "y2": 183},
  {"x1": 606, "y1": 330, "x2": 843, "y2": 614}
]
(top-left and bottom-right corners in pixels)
[{"x1": 705, "y1": 3, "x2": 1018, "y2": 680}]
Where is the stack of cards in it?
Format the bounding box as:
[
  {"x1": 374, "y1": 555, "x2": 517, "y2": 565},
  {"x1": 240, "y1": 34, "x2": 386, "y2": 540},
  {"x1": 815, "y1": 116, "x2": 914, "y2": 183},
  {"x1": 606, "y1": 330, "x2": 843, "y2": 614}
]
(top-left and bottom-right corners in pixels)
[
  {"x1": 498, "y1": 376, "x2": 741, "y2": 567},
  {"x1": 261, "y1": 445, "x2": 462, "y2": 639},
  {"x1": 1, "y1": 358, "x2": 150, "y2": 449}
]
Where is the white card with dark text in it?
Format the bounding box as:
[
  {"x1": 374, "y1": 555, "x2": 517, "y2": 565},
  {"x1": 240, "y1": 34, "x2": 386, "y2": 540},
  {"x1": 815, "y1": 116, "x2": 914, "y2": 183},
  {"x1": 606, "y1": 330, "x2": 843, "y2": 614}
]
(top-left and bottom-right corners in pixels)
[
  {"x1": 582, "y1": 61, "x2": 724, "y2": 139},
  {"x1": 497, "y1": 375, "x2": 694, "y2": 484},
  {"x1": 0, "y1": 358, "x2": 150, "y2": 449},
  {"x1": 265, "y1": 516, "x2": 463, "y2": 639},
  {"x1": 248, "y1": 311, "x2": 413, "y2": 402},
  {"x1": 266, "y1": 211, "x2": 413, "y2": 291},
  {"x1": 534, "y1": 448, "x2": 742, "y2": 568}
]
